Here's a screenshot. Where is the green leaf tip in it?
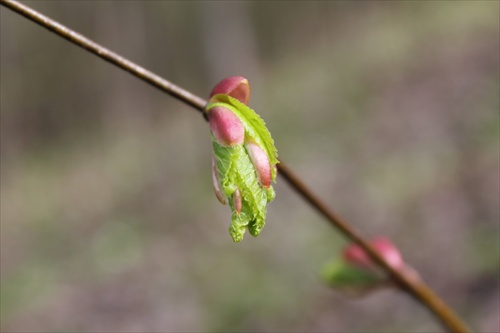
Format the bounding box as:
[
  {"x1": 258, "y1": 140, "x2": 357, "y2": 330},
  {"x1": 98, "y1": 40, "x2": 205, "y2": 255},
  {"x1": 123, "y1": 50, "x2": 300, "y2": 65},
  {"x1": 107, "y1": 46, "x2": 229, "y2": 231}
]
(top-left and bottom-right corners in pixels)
[{"x1": 207, "y1": 77, "x2": 278, "y2": 242}]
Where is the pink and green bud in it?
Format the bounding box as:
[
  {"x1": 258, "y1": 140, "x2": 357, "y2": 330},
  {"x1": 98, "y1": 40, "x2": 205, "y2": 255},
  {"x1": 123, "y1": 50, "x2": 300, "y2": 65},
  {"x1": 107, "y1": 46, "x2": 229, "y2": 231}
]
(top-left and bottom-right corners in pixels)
[
  {"x1": 322, "y1": 237, "x2": 404, "y2": 295},
  {"x1": 210, "y1": 76, "x2": 250, "y2": 105},
  {"x1": 343, "y1": 237, "x2": 404, "y2": 272},
  {"x1": 211, "y1": 156, "x2": 226, "y2": 205},
  {"x1": 206, "y1": 76, "x2": 278, "y2": 242},
  {"x1": 208, "y1": 106, "x2": 245, "y2": 146}
]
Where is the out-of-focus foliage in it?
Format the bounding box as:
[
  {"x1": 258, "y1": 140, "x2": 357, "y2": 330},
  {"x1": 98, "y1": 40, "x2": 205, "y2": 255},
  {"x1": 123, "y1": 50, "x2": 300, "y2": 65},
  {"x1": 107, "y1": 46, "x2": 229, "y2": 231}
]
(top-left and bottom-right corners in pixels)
[{"x1": 1, "y1": 1, "x2": 498, "y2": 332}]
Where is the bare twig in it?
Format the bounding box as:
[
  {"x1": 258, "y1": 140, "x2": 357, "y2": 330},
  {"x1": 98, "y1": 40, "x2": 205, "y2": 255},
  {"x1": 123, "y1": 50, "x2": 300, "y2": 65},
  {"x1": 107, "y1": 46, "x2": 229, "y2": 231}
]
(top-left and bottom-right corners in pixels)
[{"x1": 1, "y1": 1, "x2": 470, "y2": 332}]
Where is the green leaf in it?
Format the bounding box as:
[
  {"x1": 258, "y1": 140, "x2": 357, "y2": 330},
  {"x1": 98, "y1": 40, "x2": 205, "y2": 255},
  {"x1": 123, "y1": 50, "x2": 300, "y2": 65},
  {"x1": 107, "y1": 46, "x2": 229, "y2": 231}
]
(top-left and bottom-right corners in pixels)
[
  {"x1": 213, "y1": 140, "x2": 270, "y2": 242},
  {"x1": 322, "y1": 260, "x2": 383, "y2": 291}
]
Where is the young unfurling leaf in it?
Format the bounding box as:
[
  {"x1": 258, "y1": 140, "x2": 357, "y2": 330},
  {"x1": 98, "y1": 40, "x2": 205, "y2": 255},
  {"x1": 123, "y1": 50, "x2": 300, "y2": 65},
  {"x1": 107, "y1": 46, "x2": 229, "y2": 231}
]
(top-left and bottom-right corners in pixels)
[{"x1": 206, "y1": 76, "x2": 278, "y2": 242}]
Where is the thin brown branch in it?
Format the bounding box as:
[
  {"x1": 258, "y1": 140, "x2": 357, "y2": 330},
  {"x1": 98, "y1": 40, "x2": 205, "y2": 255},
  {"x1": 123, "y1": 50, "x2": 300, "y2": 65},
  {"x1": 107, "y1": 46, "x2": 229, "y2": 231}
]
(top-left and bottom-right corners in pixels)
[
  {"x1": 277, "y1": 162, "x2": 470, "y2": 333},
  {"x1": 1, "y1": 1, "x2": 470, "y2": 332}
]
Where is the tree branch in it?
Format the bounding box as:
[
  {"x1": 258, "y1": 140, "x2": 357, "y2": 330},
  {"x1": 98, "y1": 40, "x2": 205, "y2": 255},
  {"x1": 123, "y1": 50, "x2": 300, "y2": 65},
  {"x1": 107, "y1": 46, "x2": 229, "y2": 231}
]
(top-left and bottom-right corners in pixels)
[{"x1": 0, "y1": 1, "x2": 470, "y2": 332}]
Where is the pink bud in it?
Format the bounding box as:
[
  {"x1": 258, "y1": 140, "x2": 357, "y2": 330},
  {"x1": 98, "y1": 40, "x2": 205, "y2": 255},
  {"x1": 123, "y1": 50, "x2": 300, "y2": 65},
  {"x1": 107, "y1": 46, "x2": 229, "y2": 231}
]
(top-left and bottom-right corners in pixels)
[
  {"x1": 209, "y1": 106, "x2": 245, "y2": 146},
  {"x1": 233, "y1": 188, "x2": 242, "y2": 214},
  {"x1": 372, "y1": 237, "x2": 404, "y2": 269},
  {"x1": 245, "y1": 141, "x2": 271, "y2": 188},
  {"x1": 212, "y1": 156, "x2": 226, "y2": 205},
  {"x1": 210, "y1": 76, "x2": 250, "y2": 105},
  {"x1": 343, "y1": 237, "x2": 403, "y2": 271}
]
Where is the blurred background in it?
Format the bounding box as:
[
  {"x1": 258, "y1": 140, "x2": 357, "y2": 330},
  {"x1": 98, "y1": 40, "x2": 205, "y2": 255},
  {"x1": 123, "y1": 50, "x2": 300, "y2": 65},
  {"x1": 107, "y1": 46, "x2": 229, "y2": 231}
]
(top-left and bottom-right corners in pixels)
[{"x1": 1, "y1": 1, "x2": 499, "y2": 332}]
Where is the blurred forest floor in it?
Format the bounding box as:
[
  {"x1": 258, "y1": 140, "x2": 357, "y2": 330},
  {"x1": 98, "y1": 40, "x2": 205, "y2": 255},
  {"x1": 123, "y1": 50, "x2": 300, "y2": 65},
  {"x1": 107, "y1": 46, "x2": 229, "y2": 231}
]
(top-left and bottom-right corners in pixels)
[{"x1": 1, "y1": 1, "x2": 499, "y2": 332}]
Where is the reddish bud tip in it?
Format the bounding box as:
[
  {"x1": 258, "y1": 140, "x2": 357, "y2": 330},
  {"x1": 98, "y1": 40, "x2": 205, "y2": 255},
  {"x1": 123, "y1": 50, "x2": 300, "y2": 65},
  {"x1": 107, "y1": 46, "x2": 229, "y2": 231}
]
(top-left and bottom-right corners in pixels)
[
  {"x1": 210, "y1": 76, "x2": 250, "y2": 105},
  {"x1": 212, "y1": 156, "x2": 226, "y2": 205},
  {"x1": 343, "y1": 237, "x2": 403, "y2": 271},
  {"x1": 209, "y1": 106, "x2": 245, "y2": 146},
  {"x1": 233, "y1": 188, "x2": 242, "y2": 214},
  {"x1": 245, "y1": 141, "x2": 271, "y2": 188},
  {"x1": 371, "y1": 237, "x2": 404, "y2": 270},
  {"x1": 343, "y1": 245, "x2": 370, "y2": 269}
]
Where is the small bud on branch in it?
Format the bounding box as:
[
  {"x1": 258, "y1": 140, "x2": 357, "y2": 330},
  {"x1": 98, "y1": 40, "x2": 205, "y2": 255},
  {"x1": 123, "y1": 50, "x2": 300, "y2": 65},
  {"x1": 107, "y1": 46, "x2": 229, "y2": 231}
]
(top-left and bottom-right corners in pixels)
[
  {"x1": 206, "y1": 76, "x2": 278, "y2": 242},
  {"x1": 210, "y1": 76, "x2": 250, "y2": 105},
  {"x1": 323, "y1": 237, "x2": 405, "y2": 295},
  {"x1": 344, "y1": 236, "x2": 404, "y2": 271}
]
